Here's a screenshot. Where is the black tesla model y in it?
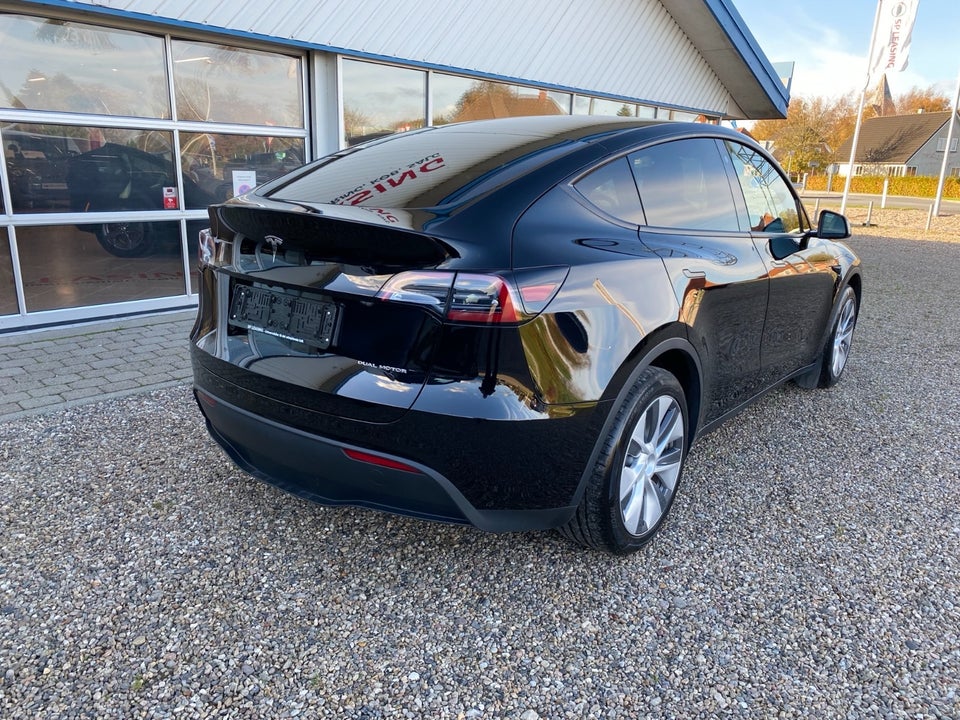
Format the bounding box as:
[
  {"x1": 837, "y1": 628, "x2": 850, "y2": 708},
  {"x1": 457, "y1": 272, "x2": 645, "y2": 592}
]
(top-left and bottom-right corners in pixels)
[{"x1": 191, "y1": 116, "x2": 861, "y2": 554}]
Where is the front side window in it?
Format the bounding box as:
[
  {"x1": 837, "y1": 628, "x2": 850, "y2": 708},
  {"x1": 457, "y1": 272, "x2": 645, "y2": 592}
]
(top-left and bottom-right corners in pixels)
[
  {"x1": 725, "y1": 141, "x2": 805, "y2": 233},
  {"x1": 173, "y1": 40, "x2": 303, "y2": 127},
  {"x1": 628, "y1": 139, "x2": 740, "y2": 231},
  {"x1": 0, "y1": 14, "x2": 169, "y2": 118}
]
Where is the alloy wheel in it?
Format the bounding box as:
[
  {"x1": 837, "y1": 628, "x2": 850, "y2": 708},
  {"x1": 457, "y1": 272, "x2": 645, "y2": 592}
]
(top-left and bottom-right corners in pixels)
[
  {"x1": 619, "y1": 394, "x2": 685, "y2": 537},
  {"x1": 830, "y1": 295, "x2": 857, "y2": 377}
]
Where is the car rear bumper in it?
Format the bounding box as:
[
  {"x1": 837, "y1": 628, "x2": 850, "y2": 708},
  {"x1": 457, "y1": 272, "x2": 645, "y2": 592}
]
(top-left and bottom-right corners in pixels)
[{"x1": 192, "y1": 348, "x2": 606, "y2": 532}]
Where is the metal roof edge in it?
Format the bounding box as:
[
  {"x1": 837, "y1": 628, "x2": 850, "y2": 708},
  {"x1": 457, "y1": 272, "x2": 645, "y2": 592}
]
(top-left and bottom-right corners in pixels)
[{"x1": 661, "y1": 0, "x2": 789, "y2": 119}]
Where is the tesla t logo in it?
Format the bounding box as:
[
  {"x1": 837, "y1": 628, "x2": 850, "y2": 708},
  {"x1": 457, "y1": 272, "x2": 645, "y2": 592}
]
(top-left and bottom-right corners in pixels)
[{"x1": 264, "y1": 235, "x2": 284, "y2": 261}]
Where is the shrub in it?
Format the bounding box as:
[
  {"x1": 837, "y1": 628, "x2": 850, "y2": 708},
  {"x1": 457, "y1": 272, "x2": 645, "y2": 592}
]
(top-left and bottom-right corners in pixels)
[{"x1": 803, "y1": 174, "x2": 960, "y2": 199}]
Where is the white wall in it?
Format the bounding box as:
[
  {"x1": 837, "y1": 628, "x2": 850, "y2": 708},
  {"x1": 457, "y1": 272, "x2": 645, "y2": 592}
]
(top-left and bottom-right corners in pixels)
[{"x1": 64, "y1": 0, "x2": 737, "y2": 117}]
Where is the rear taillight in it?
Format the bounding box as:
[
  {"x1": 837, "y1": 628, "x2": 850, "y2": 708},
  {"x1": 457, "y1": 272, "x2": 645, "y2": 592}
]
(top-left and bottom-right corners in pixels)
[
  {"x1": 376, "y1": 270, "x2": 565, "y2": 325},
  {"x1": 376, "y1": 271, "x2": 452, "y2": 309},
  {"x1": 446, "y1": 274, "x2": 519, "y2": 323}
]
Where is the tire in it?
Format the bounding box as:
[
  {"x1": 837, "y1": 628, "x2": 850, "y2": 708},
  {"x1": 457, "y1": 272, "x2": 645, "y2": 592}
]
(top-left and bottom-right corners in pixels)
[
  {"x1": 560, "y1": 366, "x2": 688, "y2": 554},
  {"x1": 794, "y1": 285, "x2": 858, "y2": 389},
  {"x1": 95, "y1": 222, "x2": 153, "y2": 258}
]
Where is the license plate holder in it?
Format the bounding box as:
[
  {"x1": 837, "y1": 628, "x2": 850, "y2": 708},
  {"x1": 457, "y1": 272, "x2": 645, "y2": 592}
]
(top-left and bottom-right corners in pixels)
[{"x1": 228, "y1": 284, "x2": 337, "y2": 350}]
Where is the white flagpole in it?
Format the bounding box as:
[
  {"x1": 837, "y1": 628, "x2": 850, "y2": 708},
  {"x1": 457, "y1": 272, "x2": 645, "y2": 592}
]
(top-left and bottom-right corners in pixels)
[
  {"x1": 933, "y1": 67, "x2": 960, "y2": 217},
  {"x1": 841, "y1": 1, "x2": 885, "y2": 216}
]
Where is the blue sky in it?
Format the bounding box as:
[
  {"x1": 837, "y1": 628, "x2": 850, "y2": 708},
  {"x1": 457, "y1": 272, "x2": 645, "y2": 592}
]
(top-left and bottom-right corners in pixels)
[{"x1": 731, "y1": 0, "x2": 959, "y2": 100}]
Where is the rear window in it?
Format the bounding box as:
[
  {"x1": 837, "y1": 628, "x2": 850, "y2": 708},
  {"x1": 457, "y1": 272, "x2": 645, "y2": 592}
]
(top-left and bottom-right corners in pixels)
[
  {"x1": 265, "y1": 117, "x2": 653, "y2": 210},
  {"x1": 267, "y1": 129, "x2": 569, "y2": 210},
  {"x1": 573, "y1": 157, "x2": 645, "y2": 224}
]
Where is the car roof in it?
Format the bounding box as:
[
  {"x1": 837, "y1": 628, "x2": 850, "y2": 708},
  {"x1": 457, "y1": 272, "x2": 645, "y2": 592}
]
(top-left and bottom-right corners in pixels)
[{"x1": 260, "y1": 116, "x2": 681, "y2": 210}]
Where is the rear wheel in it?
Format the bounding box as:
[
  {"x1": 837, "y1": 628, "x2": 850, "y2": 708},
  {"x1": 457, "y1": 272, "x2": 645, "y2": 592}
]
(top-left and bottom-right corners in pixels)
[
  {"x1": 795, "y1": 285, "x2": 858, "y2": 389},
  {"x1": 560, "y1": 366, "x2": 688, "y2": 554}
]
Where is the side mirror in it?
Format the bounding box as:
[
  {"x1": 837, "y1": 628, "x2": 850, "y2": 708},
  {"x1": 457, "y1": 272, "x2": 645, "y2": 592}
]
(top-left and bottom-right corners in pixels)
[{"x1": 817, "y1": 210, "x2": 851, "y2": 240}]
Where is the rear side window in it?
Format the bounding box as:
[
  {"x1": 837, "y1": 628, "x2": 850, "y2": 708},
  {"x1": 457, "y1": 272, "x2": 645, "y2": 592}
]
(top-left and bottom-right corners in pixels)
[
  {"x1": 725, "y1": 141, "x2": 807, "y2": 233},
  {"x1": 628, "y1": 138, "x2": 740, "y2": 232},
  {"x1": 573, "y1": 157, "x2": 645, "y2": 224}
]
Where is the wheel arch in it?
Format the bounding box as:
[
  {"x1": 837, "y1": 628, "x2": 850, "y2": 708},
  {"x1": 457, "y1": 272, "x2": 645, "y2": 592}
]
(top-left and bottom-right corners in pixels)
[
  {"x1": 647, "y1": 344, "x2": 703, "y2": 444},
  {"x1": 561, "y1": 324, "x2": 703, "y2": 538},
  {"x1": 599, "y1": 324, "x2": 703, "y2": 443},
  {"x1": 567, "y1": 324, "x2": 702, "y2": 511},
  {"x1": 845, "y1": 269, "x2": 863, "y2": 309}
]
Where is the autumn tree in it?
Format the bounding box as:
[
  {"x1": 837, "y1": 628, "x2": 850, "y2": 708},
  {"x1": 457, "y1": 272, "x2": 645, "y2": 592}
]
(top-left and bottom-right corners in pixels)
[
  {"x1": 750, "y1": 85, "x2": 951, "y2": 175},
  {"x1": 896, "y1": 85, "x2": 951, "y2": 114},
  {"x1": 750, "y1": 96, "x2": 850, "y2": 175}
]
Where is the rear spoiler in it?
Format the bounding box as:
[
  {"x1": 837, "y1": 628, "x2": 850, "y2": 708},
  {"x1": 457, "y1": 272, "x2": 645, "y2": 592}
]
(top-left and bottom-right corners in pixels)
[{"x1": 212, "y1": 203, "x2": 456, "y2": 270}]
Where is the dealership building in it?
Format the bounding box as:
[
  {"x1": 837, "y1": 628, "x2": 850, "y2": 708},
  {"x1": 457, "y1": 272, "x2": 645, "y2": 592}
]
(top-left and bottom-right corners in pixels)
[{"x1": 0, "y1": 0, "x2": 788, "y2": 331}]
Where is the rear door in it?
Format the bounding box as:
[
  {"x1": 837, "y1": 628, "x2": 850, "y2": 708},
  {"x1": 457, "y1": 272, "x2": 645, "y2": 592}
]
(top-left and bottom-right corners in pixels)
[{"x1": 628, "y1": 138, "x2": 770, "y2": 423}]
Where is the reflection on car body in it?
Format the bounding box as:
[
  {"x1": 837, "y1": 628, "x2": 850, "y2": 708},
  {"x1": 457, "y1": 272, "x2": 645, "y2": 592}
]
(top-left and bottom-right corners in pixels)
[{"x1": 190, "y1": 116, "x2": 862, "y2": 554}]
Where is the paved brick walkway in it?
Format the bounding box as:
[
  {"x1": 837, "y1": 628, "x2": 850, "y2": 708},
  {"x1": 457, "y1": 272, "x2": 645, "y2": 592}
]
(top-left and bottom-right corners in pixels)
[{"x1": 0, "y1": 310, "x2": 196, "y2": 421}]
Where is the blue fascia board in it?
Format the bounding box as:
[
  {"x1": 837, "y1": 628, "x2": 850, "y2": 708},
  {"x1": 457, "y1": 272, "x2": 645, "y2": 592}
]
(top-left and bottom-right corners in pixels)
[{"x1": 703, "y1": 0, "x2": 790, "y2": 116}]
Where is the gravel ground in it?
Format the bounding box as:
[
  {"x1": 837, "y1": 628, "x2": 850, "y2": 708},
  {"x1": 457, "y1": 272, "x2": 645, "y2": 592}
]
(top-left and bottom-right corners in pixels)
[
  {"x1": 1, "y1": 231, "x2": 959, "y2": 719},
  {"x1": 809, "y1": 204, "x2": 960, "y2": 244}
]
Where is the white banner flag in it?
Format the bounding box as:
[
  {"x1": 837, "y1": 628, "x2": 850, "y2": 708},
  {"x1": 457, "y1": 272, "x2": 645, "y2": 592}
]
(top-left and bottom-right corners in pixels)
[{"x1": 868, "y1": 0, "x2": 919, "y2": 84}]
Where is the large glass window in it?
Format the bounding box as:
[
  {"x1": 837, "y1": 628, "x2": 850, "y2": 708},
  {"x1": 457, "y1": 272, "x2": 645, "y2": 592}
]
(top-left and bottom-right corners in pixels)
[
  {"x1": 16, "y1": 222, "x2": 186, "y2": 312},
  {"x1": 574, "y1": 96, "x2": 637, "y2": 117},
  {"x1": 629, "y1": 139, "x2": 740, "y2": 231},
  {"x1": 0, "y1": 14, "x2": 169, "y2": 118},
  {"x1": 180, "y1": 133, "x2": 305, "y2": 208},
  {"x1": 0, "y1": 229, "x2": 17, "y2": 316},
  {"x1": 725, "y1": 141, "x2": 806, "y2": 233},
  {"x1": 342, "y1": 61, "x2": 425, "y2": 145},
  {"x1": 172, "y1": 40, "x2": 303, "y2": 127},
  {"x1": 2, "y1": 123, "x2": 176, "y2": 214},
  {"x1": 0, "y1": 13, "x2": 308, "y2": 327},
  {"x1": 667, "y1": 110, "x2": 700, "y2": 122},
  {"x1": 573, "y1": 97, "x2": 658, "y2": 119},
  {"x1": 432, "y1": 74, "x2": 570, "y2": 125}
]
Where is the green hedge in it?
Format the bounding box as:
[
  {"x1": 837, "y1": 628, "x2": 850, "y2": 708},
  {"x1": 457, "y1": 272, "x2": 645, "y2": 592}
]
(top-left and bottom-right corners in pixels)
[{"x1": 804, "y1": 174, "x2": 960, "y2": 199}]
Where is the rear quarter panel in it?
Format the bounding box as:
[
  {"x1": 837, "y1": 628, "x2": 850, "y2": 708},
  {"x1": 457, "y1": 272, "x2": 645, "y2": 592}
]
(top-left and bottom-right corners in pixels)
[{"x1": 512, "y1": 185, "x2": 682, "y2": 405}]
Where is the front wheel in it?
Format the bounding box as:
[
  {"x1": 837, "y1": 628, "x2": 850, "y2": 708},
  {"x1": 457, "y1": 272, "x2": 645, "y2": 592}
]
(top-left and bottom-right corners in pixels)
[
  {"x1": 795, "y1": 285, "x2": 858, "y2": 389},
  {"x1": 560, "y1": 367, "x2": 688, "y2": 554}
]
